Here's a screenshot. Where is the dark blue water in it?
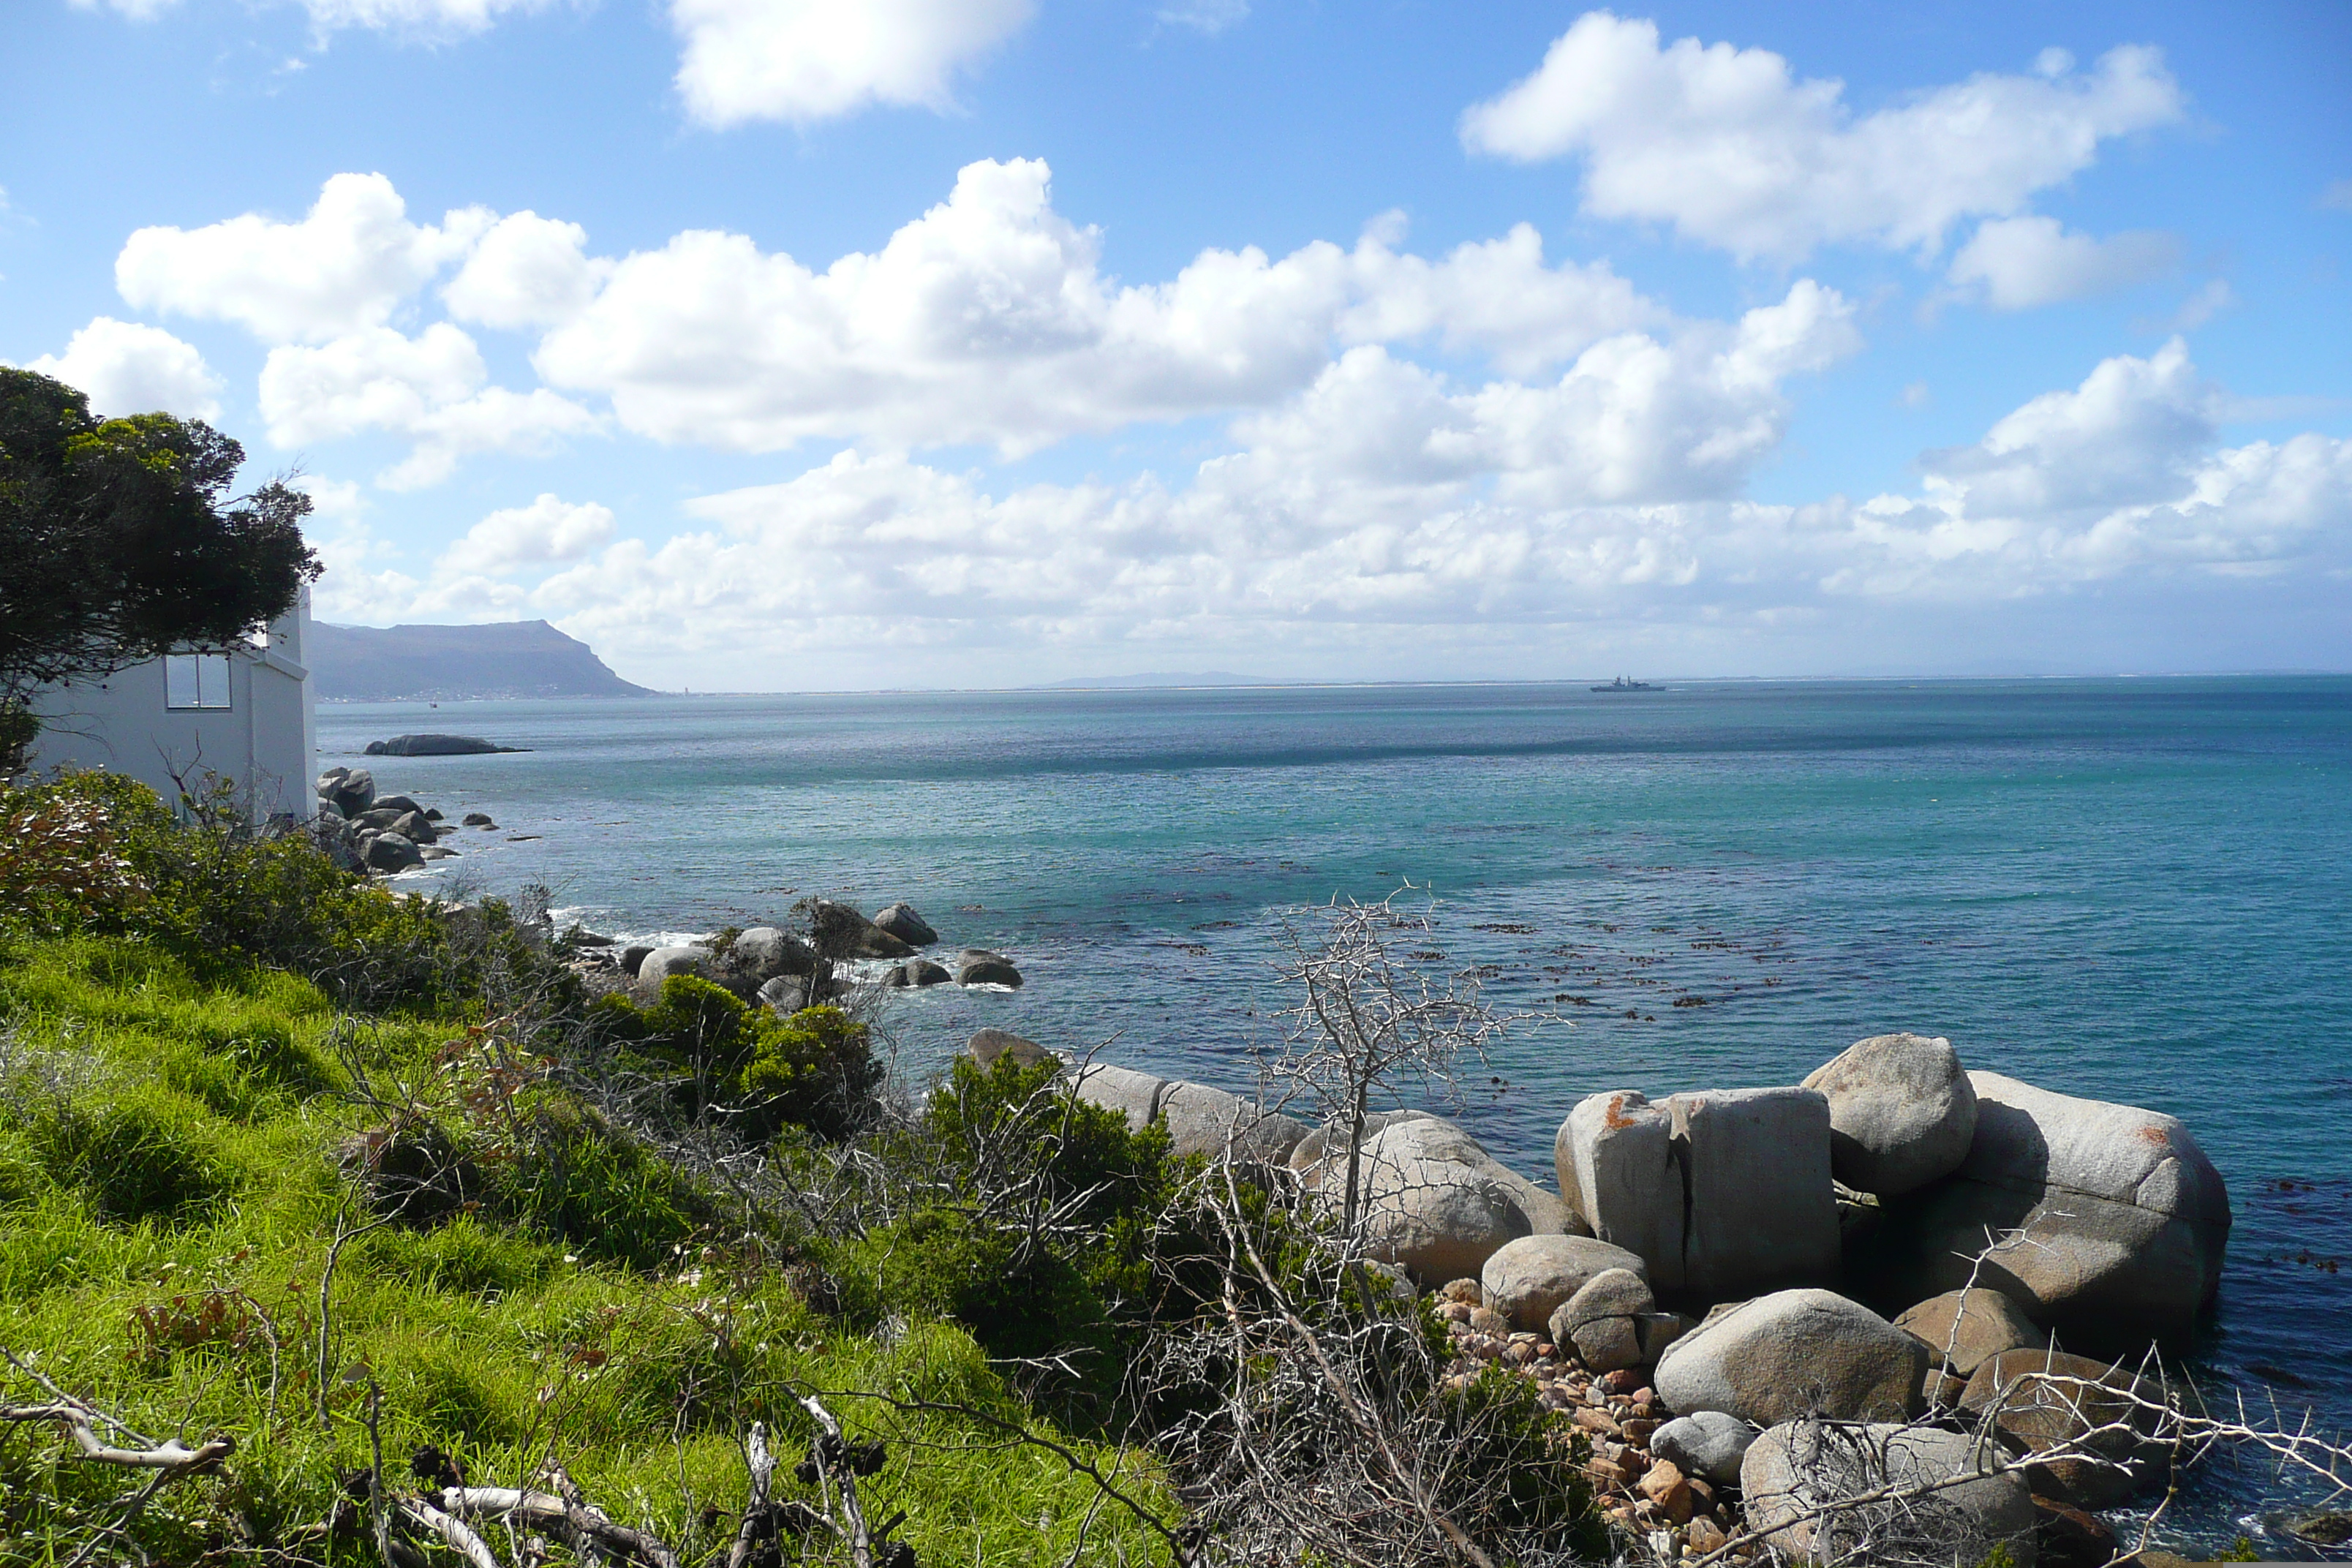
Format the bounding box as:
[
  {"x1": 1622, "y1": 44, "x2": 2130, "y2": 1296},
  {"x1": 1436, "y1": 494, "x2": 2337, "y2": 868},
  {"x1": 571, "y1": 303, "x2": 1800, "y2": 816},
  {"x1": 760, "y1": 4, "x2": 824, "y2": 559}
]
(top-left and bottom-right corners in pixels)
[{"x1": 321, "y1": 677, "x2": 2352, "y2": 1550}]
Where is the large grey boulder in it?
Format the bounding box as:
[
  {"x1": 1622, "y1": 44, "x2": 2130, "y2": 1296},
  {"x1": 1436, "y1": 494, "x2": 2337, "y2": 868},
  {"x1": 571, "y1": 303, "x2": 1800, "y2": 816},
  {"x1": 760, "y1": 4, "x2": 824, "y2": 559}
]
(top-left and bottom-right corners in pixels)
[
  {"x1": 1556, "y1": 1091, "x2": 1684, "y2": 1286},
  {"x1": 1961, "y1": 1348, "x2": 2163, "y2": 1508},
  {"x1": 370, "y1": 794, "x2": 428, "y2": 817},
  {"x1": 1067, "y1": 1063, "x2": 1166, "y2": 1131},
  {"x1": 1875, "y1": 1073, "x2": 2231, "y2": 1335},
  {"x1": 1676, "y1": 1086, "x2": 1841, "y2": 1302},
  {"x1": 1803, "y1": 1033, "x2": 1978, "y2": 1195},
  {"x1": 728, "y1": 927, "x2": 818, "y2": 980},
  {"x1": 1556, "y1": 1086, "x2": 1839, "y2": 1303},
  {"x1": 1292, "y1": 1109, "x2": 1436, "y2": 1175},
  {"x1": 1650, "y1": 1411, "x2": 1760, "y2": 1486},
  {"x1": 386, "y1": 810, "x2": 437, "y2": 845},
  {"x1": 886, "y1": 959, "x2": 954, "y2": 987},
  {"x1": 1655, "y1": 1289, "x2": 1927, "y2": 1427},
  {"x1": 1743, "y1": 1420, "x2": 2037, "y2": 1567},
  {"x1": 807, "y1": 900, "x2": 917, "y2": 960},
  {"x1": 758, "y1": 976, "x2": 810, "y2": 1014},
  {"x1": 1316, "y1": 1117, "x2": 1573, "y2": 1284},
  {"x1": 636, "y1": 946, "x2": 713, "y2": 990},
  {"x1": 872, "y1": 902, "x2": 938, "y2": 946},
  {"x1": 1480, "y1": 1236, "x2": 1648, "y2": 1334},
  {"x1": 362, "y1": 832, "x2": 422, "y2": 872},
  {"x1": 1157, "y1": 1082, "x2": 1307, "y2": 1164},
  {"x1": 324, "y1": 768, "x2": 375, "y2": 817},
  {"x1": 1549, "y1": 1265, "x2": 1656, "y2": 1371},
  {"x1": 1894, "y1": 1288, "x2": 2045, "y2": 1378}
]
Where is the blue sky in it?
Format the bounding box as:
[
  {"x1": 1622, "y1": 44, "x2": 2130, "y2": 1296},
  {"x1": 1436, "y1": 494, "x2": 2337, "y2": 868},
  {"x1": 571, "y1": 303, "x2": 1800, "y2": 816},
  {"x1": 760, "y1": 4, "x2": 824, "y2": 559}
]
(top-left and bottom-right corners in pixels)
[{"x1": 4, "y1": 0, "x2": 2348, "y2": 687}]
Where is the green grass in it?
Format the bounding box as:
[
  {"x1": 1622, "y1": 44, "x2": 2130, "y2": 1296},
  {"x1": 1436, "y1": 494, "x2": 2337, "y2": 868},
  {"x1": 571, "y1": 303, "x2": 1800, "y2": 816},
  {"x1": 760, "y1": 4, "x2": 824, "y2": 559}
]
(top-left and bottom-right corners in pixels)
[{"x1": 0, "y1": 935, "x2": 1174, "y2": 1566}]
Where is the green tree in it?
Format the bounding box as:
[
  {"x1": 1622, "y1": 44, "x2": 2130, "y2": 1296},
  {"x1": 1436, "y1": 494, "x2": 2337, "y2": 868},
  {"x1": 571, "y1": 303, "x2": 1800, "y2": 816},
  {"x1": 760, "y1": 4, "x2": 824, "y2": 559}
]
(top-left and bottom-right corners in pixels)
[{"x1": 0, "y1": 367, "x2": 320, "y2": 769}]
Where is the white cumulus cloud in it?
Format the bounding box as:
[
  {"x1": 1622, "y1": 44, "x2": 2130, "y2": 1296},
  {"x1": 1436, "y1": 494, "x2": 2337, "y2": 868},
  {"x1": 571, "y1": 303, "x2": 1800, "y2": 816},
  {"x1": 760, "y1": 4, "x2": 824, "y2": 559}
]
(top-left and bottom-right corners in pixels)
[
  {"x1": 1947, "y1": 216, "x2": 2176, "y2": 309},
  {"x1": 454, "y1": 336, "x2": 2348, "y2": 679},
  {"x1": 670, "y1": 0, "x2": 1036, "y2": 128},
  {"x1": 442, "y1": 211, "x2": 611, "y2": 330},
  {"x1": 259, "y1": 323, "x2": 599, "y2": 488},
  {"x1": 116, "y1": 173, "x2": 491, "y2": 344},
  {"x1": 437, "y1": 493, "x2": 617, "y2": 575},
  {"x1": 533, "y1": 158, "x2": 1668, "y2": 454},
  {"x1": 1460, "y1": 12, "x2": 2183, "y2": 262},
  {"x1": 26, "y1": 317, "x2": 225, "y2": 421}
]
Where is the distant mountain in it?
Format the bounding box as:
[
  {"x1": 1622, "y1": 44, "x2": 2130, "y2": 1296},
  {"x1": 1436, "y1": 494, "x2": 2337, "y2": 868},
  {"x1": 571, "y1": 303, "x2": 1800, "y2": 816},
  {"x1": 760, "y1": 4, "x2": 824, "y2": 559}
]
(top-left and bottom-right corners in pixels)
[
  {"x1": 309, "y1": 620, "x2": 654, "y2": 701},
  {"x1": 1039, "y1": 671, "x2": 1295, "y2": 689}
]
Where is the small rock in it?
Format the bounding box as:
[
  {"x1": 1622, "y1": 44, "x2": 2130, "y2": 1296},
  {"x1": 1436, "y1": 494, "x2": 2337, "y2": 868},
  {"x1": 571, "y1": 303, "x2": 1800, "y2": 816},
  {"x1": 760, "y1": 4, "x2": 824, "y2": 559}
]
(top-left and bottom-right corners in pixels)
[
  {"x1": 1439, "y1": 1278, "x2": 1482, "y2": 1305},
  {"x1": 1684, "y1": 1517, "x2": 1727, "y2": 1556},
  {"x1": 1552, "y1": 1266, "x2": 1657, "y2": 1374},
  {"x1": 1636, "y1": 1460, "x2": 1693, "y2": 1526},
  {"x1": 461, "y1": 812, "x2": 495, "y2": 827},
  {"x1": 1484, "y1": 1234, "x2": 1650, "y2": 1334},
  {"x1": 1650, "y1": 1412, "x2": 1760, "y2": 1487},
  {"x1": 1469, "y1": 1307, "x2": 1510, "y2": 1336},
  {"x1": 889, "y1": 959, "x2": 954, "y2": 987}
]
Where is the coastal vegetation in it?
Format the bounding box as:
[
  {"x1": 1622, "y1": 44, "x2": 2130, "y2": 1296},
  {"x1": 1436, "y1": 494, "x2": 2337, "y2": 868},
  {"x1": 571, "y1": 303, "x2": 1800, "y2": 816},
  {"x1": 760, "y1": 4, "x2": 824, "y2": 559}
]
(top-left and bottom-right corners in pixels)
[{"x1": 3, "y1": 763, "x2": 2348, "y2": 1567}]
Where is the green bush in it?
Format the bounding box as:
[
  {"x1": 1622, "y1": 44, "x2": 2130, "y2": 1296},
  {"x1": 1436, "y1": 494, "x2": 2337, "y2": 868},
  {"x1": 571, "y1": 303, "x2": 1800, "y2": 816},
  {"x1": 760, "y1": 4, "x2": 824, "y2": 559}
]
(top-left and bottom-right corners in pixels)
[
  {"x1": 0, "y1": 769, "x2": 567, "y2": 1014},
  {"x1": 591, "y1": 977, "x2": 883, "y2": 1142}
]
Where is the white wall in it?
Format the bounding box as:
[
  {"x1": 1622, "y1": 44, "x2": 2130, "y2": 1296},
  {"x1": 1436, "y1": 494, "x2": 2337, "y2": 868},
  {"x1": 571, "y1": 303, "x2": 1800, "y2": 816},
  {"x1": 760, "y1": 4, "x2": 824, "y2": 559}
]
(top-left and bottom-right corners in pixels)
[{"x1": 26, "y1": 589, "x2": 316, "y2": 820}]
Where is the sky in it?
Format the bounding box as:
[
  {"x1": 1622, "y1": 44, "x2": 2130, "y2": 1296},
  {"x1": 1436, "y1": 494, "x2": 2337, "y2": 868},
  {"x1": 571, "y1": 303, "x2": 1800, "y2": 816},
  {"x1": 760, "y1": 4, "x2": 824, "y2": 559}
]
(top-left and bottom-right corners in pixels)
[{"x1": 3, "y1": 0, "x2": 2348, "y2": 689}]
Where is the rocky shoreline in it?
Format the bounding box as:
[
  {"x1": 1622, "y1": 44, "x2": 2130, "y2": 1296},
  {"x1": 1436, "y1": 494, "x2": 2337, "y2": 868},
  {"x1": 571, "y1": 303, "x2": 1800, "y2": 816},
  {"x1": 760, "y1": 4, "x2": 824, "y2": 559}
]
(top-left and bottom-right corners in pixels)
[
  {"x1": 303, "y1": 765, "x2": 2310, "y2": 1561},
  {"x1": 972, "y1": 1025, "x2": 2236, "y2": 1567}
]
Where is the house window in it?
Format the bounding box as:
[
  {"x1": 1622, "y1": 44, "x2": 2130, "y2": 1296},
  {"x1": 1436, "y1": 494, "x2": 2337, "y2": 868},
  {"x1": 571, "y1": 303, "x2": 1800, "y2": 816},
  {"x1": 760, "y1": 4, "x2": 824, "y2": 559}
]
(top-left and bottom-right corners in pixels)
[{"x1": 165, "y1": 654, "x2": 233, "y2": 710}]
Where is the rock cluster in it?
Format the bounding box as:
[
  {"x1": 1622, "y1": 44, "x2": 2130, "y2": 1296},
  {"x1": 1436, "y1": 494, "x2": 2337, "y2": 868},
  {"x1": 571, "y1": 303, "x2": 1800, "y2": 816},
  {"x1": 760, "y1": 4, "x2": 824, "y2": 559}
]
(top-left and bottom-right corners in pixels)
[
  {"x1": 313, "y1": 767, "x2": 492, "y2": 875},
  {"x1": 1034, "y1": 1022, "x2": 2227, "y2": 1563},
  {"x1": 598, "y1": 902, "x2": 1026, "y2": 1011}
]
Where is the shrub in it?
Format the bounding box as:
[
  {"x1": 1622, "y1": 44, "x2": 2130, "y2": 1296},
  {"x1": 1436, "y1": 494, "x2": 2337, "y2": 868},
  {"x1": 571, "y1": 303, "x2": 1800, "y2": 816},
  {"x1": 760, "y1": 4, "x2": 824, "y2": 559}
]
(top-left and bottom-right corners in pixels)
[
  {"x1": 0, "y1": 769, "x2": 565, "y2": 1014},
  {"x1": 591, "y1": 978, "x2": 883, "y2": 1143}
]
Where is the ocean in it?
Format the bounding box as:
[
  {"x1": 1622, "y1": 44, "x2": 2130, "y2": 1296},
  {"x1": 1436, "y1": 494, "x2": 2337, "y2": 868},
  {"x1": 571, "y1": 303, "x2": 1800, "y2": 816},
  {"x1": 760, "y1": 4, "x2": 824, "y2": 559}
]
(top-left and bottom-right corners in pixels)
[{"x1": 319, "y1": 676, "x2": 2352, "y2": 1552}]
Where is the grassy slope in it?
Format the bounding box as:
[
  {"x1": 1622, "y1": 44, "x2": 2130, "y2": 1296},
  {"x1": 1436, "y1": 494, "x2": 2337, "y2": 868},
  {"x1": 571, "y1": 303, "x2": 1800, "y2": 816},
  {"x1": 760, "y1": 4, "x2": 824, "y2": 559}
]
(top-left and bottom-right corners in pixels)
[{"x1": 0, "y1": 936, "x2": 1169, "y2": 1565}]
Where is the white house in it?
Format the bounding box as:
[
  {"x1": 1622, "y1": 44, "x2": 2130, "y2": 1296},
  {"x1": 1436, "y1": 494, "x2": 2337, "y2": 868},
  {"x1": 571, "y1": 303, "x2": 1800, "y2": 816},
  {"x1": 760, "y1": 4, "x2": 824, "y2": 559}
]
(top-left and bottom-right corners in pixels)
[{"x1": 26, "y1": 587, "x2": 317, "y2": 821}]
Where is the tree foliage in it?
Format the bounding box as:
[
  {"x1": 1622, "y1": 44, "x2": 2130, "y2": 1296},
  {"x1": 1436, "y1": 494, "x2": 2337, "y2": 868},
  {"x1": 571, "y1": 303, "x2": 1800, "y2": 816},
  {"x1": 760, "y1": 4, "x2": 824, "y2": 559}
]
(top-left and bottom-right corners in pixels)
[{"x1": 0, "y1": 367, "x2": 320, "y2": 742}]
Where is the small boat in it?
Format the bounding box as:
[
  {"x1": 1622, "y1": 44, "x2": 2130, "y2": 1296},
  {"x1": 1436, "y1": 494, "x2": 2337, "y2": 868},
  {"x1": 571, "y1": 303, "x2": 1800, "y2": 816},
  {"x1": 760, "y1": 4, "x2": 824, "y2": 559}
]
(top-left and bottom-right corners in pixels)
[{"x1": 1590, "y1": 676, "x2": 1655, "y2": 692}]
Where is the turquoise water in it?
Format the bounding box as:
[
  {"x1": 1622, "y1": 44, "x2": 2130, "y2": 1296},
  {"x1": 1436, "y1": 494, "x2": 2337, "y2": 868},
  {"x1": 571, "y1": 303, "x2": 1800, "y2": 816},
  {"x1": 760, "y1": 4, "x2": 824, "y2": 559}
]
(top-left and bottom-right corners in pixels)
[{"x1": 320, "y1": 676, "x2": 2352, "y2": 1548}]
